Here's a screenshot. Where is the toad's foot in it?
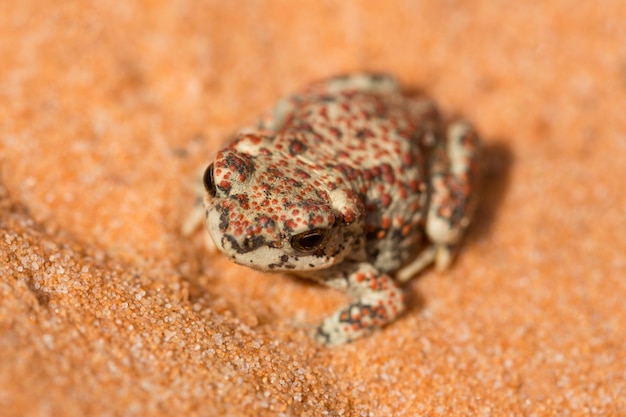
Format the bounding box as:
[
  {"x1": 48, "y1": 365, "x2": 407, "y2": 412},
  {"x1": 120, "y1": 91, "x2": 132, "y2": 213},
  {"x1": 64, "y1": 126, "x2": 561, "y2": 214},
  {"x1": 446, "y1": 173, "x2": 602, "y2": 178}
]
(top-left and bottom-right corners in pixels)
[{"x1": 313, "y1": 264, "x2": 405, "y2": 346}]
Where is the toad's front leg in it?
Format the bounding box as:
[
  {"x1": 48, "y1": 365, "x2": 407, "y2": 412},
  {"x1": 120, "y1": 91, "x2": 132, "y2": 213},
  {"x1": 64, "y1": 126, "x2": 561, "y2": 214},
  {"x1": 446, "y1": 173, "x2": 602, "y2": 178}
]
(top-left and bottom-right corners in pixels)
[{"x1": 312, "y1": 263, "x2": 405, "y2": 346}]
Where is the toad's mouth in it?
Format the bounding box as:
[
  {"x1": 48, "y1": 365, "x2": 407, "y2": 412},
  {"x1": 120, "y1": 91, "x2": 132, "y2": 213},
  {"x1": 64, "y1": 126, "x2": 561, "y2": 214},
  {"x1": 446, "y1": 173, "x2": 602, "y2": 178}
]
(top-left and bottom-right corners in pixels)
[{"x1": 218, "y1": 241, "x2": 338, "y2": 273}]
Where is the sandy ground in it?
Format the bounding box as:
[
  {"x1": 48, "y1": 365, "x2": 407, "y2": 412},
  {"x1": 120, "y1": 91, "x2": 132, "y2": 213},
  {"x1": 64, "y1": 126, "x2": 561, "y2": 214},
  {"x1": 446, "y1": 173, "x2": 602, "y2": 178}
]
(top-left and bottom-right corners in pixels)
[{"x1": 1, "y1": 1, "x2": 625, "y2": 416}]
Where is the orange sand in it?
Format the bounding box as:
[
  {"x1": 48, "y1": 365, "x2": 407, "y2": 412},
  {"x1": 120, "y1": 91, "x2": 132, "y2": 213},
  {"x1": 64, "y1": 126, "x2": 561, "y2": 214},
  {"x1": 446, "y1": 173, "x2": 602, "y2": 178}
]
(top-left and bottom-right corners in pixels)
[{"x1": 1, "y1": 1, "x2": 625, "y2": 415}]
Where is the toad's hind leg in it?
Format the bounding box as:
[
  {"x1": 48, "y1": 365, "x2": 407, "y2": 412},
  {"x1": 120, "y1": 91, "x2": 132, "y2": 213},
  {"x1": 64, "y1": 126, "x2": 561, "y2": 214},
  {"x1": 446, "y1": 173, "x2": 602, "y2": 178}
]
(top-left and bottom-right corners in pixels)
[
  {"x1": 314, "y1": 73, "x2": 401, "y2": 96},
  {"x1": 256, "y1": 73, "x2": 401, "y2": 132},
  {"x1": 426, "y1": 121, "x2": 481, "y2": 271},
  {"x1": 396, "y1": 122, "x2": 480, "y2": 282}
]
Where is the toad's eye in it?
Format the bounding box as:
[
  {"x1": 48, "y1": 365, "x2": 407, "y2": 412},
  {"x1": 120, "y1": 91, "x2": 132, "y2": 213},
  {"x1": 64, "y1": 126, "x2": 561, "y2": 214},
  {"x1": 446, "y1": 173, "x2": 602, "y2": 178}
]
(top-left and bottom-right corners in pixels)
[
  {"x1": 203, "y1": 163, "x2": 216, "y2": 197},
  {"x1": 291, "y1": 229, "x2": 328, "y2": 253}
]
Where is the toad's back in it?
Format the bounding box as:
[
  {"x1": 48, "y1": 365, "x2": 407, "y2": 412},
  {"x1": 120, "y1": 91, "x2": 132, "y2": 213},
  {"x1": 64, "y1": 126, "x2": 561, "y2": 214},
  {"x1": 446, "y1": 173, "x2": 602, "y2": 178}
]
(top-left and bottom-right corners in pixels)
[{"x1": 260, "y1": 79, "x2": 440, "y2": 272}]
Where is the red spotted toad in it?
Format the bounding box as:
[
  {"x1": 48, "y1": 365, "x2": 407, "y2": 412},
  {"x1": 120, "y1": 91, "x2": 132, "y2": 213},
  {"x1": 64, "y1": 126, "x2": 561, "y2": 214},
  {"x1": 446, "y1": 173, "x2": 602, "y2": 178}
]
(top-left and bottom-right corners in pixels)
[{"x1": 200, "y1": 74, "x2": 480, "y2": 345}]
